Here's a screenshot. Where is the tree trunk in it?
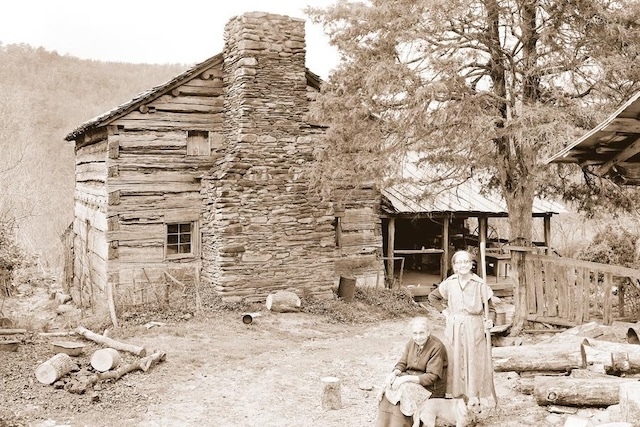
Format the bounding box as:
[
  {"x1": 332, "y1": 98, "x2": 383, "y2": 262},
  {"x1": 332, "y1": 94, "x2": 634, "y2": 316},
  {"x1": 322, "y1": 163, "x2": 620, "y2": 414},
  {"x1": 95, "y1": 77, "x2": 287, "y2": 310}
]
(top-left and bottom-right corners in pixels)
[
  {"x1": 35, "y1": 353, "x2": 78, "y2": 385},
  {"x1": 75, "y1": 326, "x2": 147, "y2": 357},
  {"x1": 492, "y1": 343, "x2": 584, "y2": 373},
  {"x1": 534, "y1": 376, "x2": 636, "y2": 407}
]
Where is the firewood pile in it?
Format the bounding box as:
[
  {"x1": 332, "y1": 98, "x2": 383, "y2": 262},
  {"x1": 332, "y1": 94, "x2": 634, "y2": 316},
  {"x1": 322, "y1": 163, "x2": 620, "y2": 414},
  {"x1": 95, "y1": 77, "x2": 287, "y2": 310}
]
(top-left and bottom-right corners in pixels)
[
  {"x1": 33, "y1": 325, "x2": 166, "y2": 398},
  {"x1": 493, "y1": 321, "x2": 640, "y2": 424}
]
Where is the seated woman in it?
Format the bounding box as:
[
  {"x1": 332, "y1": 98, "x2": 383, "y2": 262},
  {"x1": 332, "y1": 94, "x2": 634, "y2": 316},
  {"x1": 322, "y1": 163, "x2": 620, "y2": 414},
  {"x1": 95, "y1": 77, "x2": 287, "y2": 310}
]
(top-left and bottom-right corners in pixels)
[{"x1": 375, "y1": 316, "x2": 448, "y2": 427}]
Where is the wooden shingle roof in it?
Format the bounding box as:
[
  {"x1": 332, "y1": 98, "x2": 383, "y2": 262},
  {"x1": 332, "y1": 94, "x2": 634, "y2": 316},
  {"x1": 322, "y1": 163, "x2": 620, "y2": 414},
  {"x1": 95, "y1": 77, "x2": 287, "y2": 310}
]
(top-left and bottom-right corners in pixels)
[{"x1": 65, "y1": 54, "x2": 322, "y2": 141}]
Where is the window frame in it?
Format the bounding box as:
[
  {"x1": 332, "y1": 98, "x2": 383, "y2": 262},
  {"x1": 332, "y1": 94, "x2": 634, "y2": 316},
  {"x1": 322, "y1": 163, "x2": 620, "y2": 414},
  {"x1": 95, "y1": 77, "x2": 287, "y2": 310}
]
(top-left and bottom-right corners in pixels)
[{"x1": 165, "y1": 221, "x2": 200, "y2": 260}]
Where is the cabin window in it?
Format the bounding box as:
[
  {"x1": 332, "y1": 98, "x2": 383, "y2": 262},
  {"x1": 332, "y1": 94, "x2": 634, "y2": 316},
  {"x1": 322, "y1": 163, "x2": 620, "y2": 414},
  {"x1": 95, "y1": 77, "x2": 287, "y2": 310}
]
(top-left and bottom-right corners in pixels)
[
  {"x1": 165, "y1": 222, "x2": 198, "y2": 259},
  {"x1": 186, "y1": 130, "x2": 210, "y2": 156}
]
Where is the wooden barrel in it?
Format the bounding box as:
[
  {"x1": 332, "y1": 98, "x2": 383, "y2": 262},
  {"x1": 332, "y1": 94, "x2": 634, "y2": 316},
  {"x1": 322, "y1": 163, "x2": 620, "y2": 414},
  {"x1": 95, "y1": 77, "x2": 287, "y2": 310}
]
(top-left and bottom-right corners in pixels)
[{"x1": 338, "y1": 277, "x2": 356, "y2": 302}]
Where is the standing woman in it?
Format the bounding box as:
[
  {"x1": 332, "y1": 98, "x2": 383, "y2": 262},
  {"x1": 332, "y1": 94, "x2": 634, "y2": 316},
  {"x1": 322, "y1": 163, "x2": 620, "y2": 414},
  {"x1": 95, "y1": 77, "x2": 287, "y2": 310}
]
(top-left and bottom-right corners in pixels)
[{"x1": 428, "y1": 250, "x2": 496, "y2": 407}]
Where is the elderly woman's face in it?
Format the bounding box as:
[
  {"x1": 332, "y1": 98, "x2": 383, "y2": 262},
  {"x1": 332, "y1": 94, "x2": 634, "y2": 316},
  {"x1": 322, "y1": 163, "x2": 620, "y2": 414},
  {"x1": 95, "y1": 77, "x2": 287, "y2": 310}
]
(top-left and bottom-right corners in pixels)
[
  {"x1": 453, "y1": 253, "x2": 473, "y2": 274},
  {"x1": 411, "y1": 322, "x2": 430, "y2": 346}
]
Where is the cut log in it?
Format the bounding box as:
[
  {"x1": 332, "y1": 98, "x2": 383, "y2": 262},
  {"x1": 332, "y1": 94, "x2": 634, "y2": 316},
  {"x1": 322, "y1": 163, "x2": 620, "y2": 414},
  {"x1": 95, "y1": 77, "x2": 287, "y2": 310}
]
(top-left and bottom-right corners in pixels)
[
  {"x1": 98, "y1": 350, "x2": 166, "y2": 381},
  {"x1": 91, "y1": 348, "x2": 121, "y2": 372},
  {"x1": 492, "y1": 343, "x2": 585, "y2": 373},
  {"x1": 583, "y1": 338, "x2": 640, "y2": 373},
  {"x1": 0, "y1": 329, "x2": 27, "y2": 335},
  {"x1": 619, "y1": 381, "x2": 640, "y2": 424},
  {"x1": 75, "y1": 326, "x2": 147, "y2": 357},
  {"x1": 321, "y1": 376, "x2": 342, "y2": 410},
  {"x1": 534, "y1": 376, "x2": 639, "y2": 407},
  {"x1": 265, "y1": 291, "x2": 301, "y2": 313},
  {"x1": 580, "y1": 342, "x2": 615, "y2": 373},
  {"x1": 35, "y1": 353, "x2": 78, "y2": 385}
]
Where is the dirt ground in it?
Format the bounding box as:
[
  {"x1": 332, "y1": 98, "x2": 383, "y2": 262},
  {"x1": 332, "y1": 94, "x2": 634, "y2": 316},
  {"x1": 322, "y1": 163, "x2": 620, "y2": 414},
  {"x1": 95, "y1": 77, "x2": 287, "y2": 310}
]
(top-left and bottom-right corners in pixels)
[{"x1": 0, "y1": 288, "x2": 617, "y2": 427}]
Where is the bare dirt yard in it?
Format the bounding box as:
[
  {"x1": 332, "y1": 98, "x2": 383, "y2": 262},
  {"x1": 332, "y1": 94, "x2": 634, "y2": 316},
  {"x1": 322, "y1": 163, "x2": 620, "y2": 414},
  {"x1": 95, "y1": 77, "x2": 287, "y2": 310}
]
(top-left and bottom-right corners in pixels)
[{"x1": 0, "y1": 286, "x2": 620, "y2": 427}]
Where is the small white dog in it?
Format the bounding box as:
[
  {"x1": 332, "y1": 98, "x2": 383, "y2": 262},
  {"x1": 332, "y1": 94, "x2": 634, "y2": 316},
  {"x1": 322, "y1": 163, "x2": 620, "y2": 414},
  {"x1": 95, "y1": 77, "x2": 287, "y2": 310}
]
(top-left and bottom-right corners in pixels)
[{"x1": 412, "y1": 395, "x2": 475, "y2": 427}]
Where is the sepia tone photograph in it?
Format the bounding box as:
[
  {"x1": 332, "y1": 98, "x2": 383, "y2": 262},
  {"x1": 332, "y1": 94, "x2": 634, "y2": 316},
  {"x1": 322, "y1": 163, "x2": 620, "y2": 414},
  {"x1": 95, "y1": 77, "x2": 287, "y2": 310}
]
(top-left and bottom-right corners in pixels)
[{"x1": 2, "y1": 1, "x2": 640, "y2": 426}]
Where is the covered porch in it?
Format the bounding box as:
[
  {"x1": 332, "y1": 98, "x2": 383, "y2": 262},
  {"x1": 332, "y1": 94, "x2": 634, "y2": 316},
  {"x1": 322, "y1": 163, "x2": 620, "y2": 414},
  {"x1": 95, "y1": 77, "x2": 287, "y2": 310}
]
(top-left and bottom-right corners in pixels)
[{"x1": 380, "y1": 179, "x2": 564, "y2": 292}]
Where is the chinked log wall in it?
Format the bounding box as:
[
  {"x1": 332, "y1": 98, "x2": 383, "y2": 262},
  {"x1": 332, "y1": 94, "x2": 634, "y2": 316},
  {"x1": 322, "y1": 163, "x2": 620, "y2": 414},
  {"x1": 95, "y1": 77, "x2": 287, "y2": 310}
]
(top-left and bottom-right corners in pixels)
[{"x1": 100, "y1": 63, "x2": 225, "y2": 311}]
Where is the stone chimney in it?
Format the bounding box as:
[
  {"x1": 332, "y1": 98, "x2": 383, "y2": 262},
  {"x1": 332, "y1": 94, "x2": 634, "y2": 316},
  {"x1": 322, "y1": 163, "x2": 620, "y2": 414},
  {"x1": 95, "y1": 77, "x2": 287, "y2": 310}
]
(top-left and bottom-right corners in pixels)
[{"x1": 201, "y1": 12, "x2": 336, "y2": 302}]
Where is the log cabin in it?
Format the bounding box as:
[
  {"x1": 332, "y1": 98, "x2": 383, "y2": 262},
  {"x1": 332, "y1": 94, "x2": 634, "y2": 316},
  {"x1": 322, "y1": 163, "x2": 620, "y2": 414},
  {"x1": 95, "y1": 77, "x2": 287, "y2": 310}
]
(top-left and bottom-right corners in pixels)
[{"x1": 64, "y1": 12, "x2": 382, "y2": 319}]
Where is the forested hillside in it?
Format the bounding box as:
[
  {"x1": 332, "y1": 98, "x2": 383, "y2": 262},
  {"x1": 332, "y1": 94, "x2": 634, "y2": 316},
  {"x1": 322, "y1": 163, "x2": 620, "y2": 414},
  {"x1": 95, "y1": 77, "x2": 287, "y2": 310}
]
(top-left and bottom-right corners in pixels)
[{"x1": 0, "y1": 43, "x2": 187, "y2": 271}]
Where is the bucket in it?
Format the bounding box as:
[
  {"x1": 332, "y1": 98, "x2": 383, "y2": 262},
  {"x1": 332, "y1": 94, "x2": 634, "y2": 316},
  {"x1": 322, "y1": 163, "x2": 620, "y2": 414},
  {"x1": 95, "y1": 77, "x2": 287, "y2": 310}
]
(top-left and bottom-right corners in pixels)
[
  {"x1": 495, "y1": 311, "x2": 507, "y2": 326},
  {"x1": 338, "y1": 276, "x2": 356, "y2": 302}
]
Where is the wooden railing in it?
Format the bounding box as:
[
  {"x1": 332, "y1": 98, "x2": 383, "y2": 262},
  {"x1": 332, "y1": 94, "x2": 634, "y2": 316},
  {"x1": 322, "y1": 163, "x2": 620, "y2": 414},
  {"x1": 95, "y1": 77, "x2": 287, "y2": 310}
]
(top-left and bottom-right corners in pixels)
[{"x1": 518, "y1": 252, "x2": 640, "y2": 326}]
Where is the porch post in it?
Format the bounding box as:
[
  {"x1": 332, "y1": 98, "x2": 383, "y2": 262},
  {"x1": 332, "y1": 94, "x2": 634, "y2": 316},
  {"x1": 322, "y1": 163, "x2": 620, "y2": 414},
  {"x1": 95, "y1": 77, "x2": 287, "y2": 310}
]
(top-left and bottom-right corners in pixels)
[
  {"x1": 543, "y1": 215, "x2": 551, "y2": 255},
  {"x1": 440, "y1": 215, "x2": 450, "y2": 281},
  {"x1": 387, "y1": 218, "x2": 395, "y2": 288}
]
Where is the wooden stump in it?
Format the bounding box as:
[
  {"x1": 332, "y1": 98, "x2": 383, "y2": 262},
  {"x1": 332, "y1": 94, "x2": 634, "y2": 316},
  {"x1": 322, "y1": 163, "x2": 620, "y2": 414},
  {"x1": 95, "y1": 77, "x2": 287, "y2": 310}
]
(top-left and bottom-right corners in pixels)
[
  {"x1": 265, "y1": 291, "x2": 301, "y2": 313},
  {"x1": 321, "y1": 376, "x2": 342, "y2": 410},
  {"x1": 619, "y1": 381, "x2": 640, "y2": 424},
  {"x1": 91, "y1": 348, "x2": 121, "y2": 372},
  {"x1": 35, "y1": 353, "x2": 78, "y2": 384}
]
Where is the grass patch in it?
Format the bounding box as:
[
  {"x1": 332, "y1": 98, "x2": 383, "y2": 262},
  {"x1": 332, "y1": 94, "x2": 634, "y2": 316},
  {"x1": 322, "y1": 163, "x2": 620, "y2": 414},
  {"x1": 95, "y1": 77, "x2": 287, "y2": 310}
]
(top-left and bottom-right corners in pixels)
[{"x1": 301, "y1": 286, "x2": 423, "y2": 324}]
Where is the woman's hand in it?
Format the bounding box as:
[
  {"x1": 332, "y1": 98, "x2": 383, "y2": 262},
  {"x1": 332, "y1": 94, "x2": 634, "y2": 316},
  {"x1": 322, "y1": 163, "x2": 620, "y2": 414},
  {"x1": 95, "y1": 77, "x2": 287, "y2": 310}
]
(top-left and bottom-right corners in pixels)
[{"x1": 385, "y1": 369, "x2": 401, "y2": 386}]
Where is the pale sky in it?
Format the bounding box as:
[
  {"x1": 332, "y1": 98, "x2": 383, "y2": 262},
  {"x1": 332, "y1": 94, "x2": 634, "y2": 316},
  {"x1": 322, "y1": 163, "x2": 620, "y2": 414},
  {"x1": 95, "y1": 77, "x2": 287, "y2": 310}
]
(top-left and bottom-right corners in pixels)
[{"x1": 0, "y1": 0, "x2": 341, "y2": 79}]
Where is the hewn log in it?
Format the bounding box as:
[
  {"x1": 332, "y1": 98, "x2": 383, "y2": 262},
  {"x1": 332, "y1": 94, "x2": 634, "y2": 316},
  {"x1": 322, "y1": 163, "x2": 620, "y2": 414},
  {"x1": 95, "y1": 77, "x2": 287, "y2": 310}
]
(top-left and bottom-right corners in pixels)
[
  {"x1": 265, "y1": 291, "x2": 301, "y2": 313},
  {"x1": 75, "y1": 326, "x2": 147, "y2": 357},
  {"x1": 321, "y1": 376, "x2": 342, "y2": 410},
  {"x1": 492, "y1": 343, "x2": 585, "y2": 372},
  {"x1": 35, "y1": 353, "x2": 78, "y2": 385},
  {"x1": 584, "y1": 338, "x2": 640, "y2": 373},
  {"x1": 534, "y1": 376, "x2": 639, "y2": 407},
  {"x1": 619, "y1": 381, "x2": 640, "y2": 424}
]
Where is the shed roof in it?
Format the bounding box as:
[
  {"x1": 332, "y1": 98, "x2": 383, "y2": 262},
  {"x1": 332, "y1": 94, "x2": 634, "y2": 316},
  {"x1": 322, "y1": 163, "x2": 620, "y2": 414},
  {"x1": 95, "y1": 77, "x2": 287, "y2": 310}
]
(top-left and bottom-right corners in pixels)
[
  {"x1": 382, "y1": 159, "x2": 566, "y2": 216},
  {"x1": 64, "y1": 54, "x2": 322, "y2": 141},
  {"x1": 381, "y1": 181, "x2": 566, "y2": 216},
  {"x1": 547, "y1": 91, "x2": 640, "y2": 184}
]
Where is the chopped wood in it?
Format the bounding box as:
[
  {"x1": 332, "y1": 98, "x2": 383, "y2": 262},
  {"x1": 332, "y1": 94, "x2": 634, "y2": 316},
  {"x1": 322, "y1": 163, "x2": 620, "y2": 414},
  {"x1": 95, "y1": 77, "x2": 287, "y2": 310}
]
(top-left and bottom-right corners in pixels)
[
  {"x1": 91, "y1": 348, "x2": 121, "y2": 372},
  {"x1": 97, "y1": 350, "x2": 166, "y2": 381},
  {"x1": 35, "y1": 353, "x2": 78, "y2": 385},
  {"x1": 534, "y1": 376, "x2": 639, "y2": 407},
  {"x1": 75, "y1": 326, "x2": 147, "y2": 357}
]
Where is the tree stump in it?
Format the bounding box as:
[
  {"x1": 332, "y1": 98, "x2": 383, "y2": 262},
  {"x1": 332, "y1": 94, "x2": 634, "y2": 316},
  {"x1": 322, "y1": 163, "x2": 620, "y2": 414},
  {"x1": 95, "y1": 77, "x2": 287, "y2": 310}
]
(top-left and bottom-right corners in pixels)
[
  {"x1": 265, "y1": 291, "x2": 301, "y2": 313},
  {"x1": 619, "y1": 381, "x2": 640, "y2": 424},
  {"x1": 35, "y1": 353, "x2": 78, "y2": 384},
  {"x1": 321, "y1": 376, "x2": 342, "y2": 410},
  {"x1": 91, "y1": 348, "x2": 121, "y2": 372}
]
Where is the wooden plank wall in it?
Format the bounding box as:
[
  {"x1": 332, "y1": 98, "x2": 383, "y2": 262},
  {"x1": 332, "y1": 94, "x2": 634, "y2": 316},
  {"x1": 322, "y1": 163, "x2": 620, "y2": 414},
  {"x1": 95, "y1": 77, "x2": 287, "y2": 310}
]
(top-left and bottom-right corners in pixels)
[{"x1": 74, "y1": 133, "x2": 109, "y2": 312}]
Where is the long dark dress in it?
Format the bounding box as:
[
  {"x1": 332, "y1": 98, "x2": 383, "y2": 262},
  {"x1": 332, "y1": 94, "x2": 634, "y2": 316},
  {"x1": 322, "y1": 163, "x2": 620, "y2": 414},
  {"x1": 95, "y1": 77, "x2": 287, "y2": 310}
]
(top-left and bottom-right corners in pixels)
[{"x1": 375, "y1": 335, "x2": 448, "y2": 427}]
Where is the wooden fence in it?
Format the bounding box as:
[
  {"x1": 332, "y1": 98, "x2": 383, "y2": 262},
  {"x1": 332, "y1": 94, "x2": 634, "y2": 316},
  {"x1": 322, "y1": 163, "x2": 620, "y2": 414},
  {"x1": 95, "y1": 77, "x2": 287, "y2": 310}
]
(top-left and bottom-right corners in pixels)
[{"x1": 519, "y1": 252, "x2": 640, "y2": 326}]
